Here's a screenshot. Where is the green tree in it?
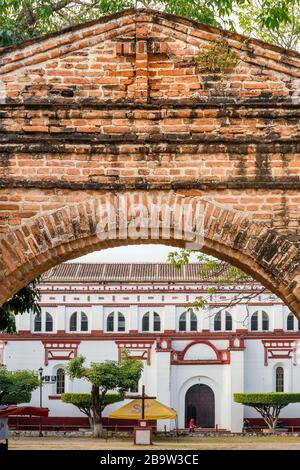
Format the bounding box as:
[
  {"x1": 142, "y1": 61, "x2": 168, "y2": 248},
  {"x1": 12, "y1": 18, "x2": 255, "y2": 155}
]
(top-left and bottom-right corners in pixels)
[
  {"x1": 168, "y1": 249, "x2": 256, "y2": 320},
  {"x1": 234, "y1": 392, "x2": 300, "y2": 430},
  {"x1": 61, "y1": 392, "x2": 122, "y2": 429},
  {"x1": 0, "y1": 1, "x2": 298, "y2": 49},
  {"x1": 0, "y1": 278, "x2": 41, "y2": 333},
  {"x1": 0, "y1": 365, "x2": 39, "y2": 405},
  {"x1": 65, "y1": 352, "x2": 143, "y2": 437},
  {"x1": 237, "y1": 0, "x2": 300, "y2": 50}
]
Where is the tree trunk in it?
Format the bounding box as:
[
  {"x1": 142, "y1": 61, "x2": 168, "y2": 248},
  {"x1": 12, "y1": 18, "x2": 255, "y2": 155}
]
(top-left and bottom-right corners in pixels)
[
  {"x1": 91, "y1": 385, "x2": 102, "y2": 438},
  {"x1": 88, "y1": 415, "x2": 93, "y2": 430}
]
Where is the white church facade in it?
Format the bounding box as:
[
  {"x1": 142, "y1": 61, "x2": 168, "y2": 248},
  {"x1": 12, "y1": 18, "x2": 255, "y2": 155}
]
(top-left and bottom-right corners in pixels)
[{"x1": 1, "y1": 262, "x2": 300, "y2": 432}]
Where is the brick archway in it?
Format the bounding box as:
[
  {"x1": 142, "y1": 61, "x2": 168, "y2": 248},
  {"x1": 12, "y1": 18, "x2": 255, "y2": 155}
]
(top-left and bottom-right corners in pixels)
[
  {"x1": 1, "y1": 191, "x2": 300, "y2": 317},
  {"x1": 0, "y1": 9, "x2": 300, "y2": 315}
]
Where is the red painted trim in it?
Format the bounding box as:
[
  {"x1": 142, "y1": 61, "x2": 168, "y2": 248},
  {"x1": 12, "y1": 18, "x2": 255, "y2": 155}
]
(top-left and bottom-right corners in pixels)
[
  {"x1": 116, "y1": 340, "x2": 153, "y2": 365},
  {"x1": 181, "y1": 340, "x2": 219, "y2": 358},
  {"x1": 42, "y1": 340, "x2": 81, "y2": 345},
  {"x1": 48, "y1": 396, "x2": 61, "y2": 400},
  {"x1": 164, "y1": 330, "x2": 176, "y2": 334},
  {"x1": 129, "y1": 330, "x2": 139, "y2": 334},
  {"x1": 39, "y1": 285, "x2": 264, "y2": 294},
  {"x1": 9, "y1": 416, "x2": 157, "y2": 432},
  {"x1": 262, "y1": 339, "x2": 295, "y2": 365},
  {"x1": 39, "y1": 301, "x2": 282, "y2": 308},
  {"x1": 18, "y1": 330, "x2": 32, "y2": 336},
  {"x1": 115, "y1": 339, "x2": 155, "y2": 345},
  {"x1": 247, "y1": 418, "x2": 300, "y2": 430},
  {"x1": 91, "y1": 330, "x2": 103, "y2": 334},
  {"x1": 57, "y1": 330, "x2": 65, "y2": 335},
  {"x1": 172, "y1": 340, "x2": 231, "y2": 365},
  {"x1": 3, "y1": 332, "x2": 300, "y2": 342},
  {"x1": 42, "y1": 340, "x2": 81, "y2": 365}
]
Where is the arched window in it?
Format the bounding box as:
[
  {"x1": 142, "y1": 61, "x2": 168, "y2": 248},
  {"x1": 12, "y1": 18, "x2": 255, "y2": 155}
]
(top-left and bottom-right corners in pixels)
[
  {"x1": 34, "y1": 313, "x2": 42, "y2": 332},
  {"x1": 262, "y1": 311, "x2": 269, "y2": 331},
  {"x1": 214, "y1": 312, "x2": 221, "y2": 331},
  {"x1": 81, "y1": 312, "x2": 88, "y2": 331},
  {"x1": 276, "y1": 366, "x2": 284, "y2": 392},
  {"x1": 190, "y1": 312, "x2": 197, "y2": 331},
  {"x1": 107, "y1": 312, "x2": 114, "y2": 332},
  {"x1": 225, "y1": 312, "x2": 232, "y2": 331},
  {"x1": 142, "y1": 312, "x2": 150, "y2": 332},
  {"x1": 45, "y1": 312, "x2": 53, "y2": 332},
  {"x1": 287, "y1": 313, "x2": 294, "y2": 331},
  {"x1": 251, "y1": 312, "x2": 258, "y2": 331},
  {"x1": 153, "y1": 312, "x2": 161, "y2": 332},
  {"x1": 142, "y1": 312, "x2": 160, "y2": 332},
  {"x1": 56, "y1": 368, "x2": 65, "y2": 395},
  {"x1": 179, "y1": 312, "x2": 186, "y2": 332},
  {"x1": 118, "y1": 312, "x2": 125, "y2": 332},
  {"x1": 70, "y1": 312, "x2": 77, "y2": 332}
]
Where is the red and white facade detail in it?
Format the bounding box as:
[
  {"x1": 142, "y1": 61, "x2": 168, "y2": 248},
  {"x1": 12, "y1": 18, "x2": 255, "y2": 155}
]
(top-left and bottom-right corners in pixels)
[{"x1": 2, "y1": 262, "x2": 300, "y2": 432}]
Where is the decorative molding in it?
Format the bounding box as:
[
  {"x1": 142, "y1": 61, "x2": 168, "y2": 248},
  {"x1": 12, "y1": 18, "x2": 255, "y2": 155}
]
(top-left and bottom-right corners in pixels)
[
  {"x1": 171, "y1": 340, "x2": 230, "y2": 365},
  {"x1": 115, "y1": 339, "x2": 154, "y2": 365},
  {"x1": 262, "y1": 339, "x2": 296, "y2": 366},
  {"x1": 156, "y1": 337, "x2": 172, "y2": 351},
  {"x1": 3, "y1": 332, "x2": 300, "y2": 342},
  {"x1": 42, "y1": 340, "x2": 81, "y2": 366},
  {"x1": 229, "y1": 335, "x2": 245, "y2": 350}
]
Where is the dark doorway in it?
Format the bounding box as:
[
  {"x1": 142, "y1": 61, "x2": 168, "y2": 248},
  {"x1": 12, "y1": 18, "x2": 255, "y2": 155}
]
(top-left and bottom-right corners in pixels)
[{"x1": 185, "y1": 384, "x2": 215, "y2": 428}]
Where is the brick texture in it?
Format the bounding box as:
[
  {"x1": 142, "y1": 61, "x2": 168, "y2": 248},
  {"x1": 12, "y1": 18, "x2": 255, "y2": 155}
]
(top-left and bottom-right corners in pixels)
[{"x1": 0, "y1": 9, "x2": 300, "y2": 316}]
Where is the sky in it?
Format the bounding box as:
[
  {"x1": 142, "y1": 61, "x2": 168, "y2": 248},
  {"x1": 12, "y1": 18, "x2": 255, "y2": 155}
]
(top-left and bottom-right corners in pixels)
[{"x1": 72, "y1": 244, "x2": 200, "y2": 263}]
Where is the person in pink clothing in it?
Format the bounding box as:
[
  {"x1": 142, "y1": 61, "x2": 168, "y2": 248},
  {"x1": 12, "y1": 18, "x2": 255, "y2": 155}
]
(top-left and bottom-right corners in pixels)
[{"x1": 188, "y1": 418, "x2": 195, "y2": 433}]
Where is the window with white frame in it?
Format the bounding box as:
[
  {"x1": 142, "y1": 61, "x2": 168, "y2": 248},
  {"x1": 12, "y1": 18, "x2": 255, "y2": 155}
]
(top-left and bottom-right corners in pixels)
[
  {"x1": 56, "y1": 368, "x2": 65, "y2": 395},
  {"x1": 275, "y1": 366, "x2": 284, "y2": 392},
  {"x1": 250, "y1": 310, "x2": 270, "y2": 331},
  {"x1": 34, "y1": 313, "x2": 42, "y2": 332},
  {"x1": 213, "y1": 311, "x2": 232, "y2": 332},
  {"x1": 141, "y1": 311, "x2": 161, "y2": 332},
  {"x1": 45, "y1": 312, "x2": 53, "y2": 332},
  {"x1": 262, "y1": 311, "x2": 269, "y2": 331},
  {"x1": 33, "y1": 311, "x2": 54, "y2": 333},
  {"x1": 286, "y1": 312, "x2": 300, "y2": 331},
  {"x1": 106, "y1": 312, "x2": 126, "y2": 332},
  {"x1": 69, "y1": 311, "x2": 89, "y2": 332},
  {"x1": 178, "y1": 311, "x2": 198, "y2": 332}
]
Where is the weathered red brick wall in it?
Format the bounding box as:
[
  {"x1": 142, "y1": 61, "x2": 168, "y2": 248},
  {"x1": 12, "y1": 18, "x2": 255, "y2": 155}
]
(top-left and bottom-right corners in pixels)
[{"x1": 0, "y1": 9, "x2": 300, "y2": 315}]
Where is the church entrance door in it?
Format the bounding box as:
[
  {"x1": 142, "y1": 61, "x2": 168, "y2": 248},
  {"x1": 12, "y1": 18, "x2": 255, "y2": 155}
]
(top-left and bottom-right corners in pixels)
[{"x1": 185, "y1": 384, "x2": 215, "y2": 428}]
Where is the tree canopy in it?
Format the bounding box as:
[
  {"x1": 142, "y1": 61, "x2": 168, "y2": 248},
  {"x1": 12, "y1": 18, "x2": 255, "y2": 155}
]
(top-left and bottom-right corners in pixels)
[
  {"x1": 0, "y1": 1, "x2": 298, "y2": 50},
  {"x1": 234, "y1": 392, "x2": 300, "y2": 430},
  {"x1": 61, "y1": 392, "x2": 122, "y2": 428},
  {"x1": 0, "y1": 278, "x2": 41, "y2": 333},
  {"x1": 0, "y1": 365, "x2": 39, "y2": 405},
  {"x1": 65, "y1": 352, "x2": 143, "y2": 436}
]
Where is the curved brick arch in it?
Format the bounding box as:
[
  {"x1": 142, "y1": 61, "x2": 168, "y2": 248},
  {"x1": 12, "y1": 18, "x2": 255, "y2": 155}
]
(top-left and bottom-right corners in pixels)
[
  {"x1": 1, "y1": 191, "x2": 300, "y2": 317},
  {"x1": 0, "y1": 9, "x2": 300, "y2": 319}
]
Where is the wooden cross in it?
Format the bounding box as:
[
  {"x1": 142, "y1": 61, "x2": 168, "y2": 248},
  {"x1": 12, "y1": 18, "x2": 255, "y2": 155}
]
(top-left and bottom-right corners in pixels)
[{"x1": 126, "y1": 385, "x2": 156, "y2": 420}]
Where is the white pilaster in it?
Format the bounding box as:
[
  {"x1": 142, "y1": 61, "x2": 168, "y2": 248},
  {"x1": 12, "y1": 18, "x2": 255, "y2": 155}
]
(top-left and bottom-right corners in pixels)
[
  {"x1": 55, "y1": 305, "x2": 66, "y2": 332},
  {"x1": 155, "y1": 350, "x2": 172, "y2": 431},
  {"x1": 90, "y1": 305, "x2": 103, "y2": 332},
  {"x1": 228, "y1": 349, "x2": 244, "y2": 432},
  {"x1": 128, "y1": 305, "x2": 138, "y2": 331},
  {"x1": 164, "y1": 305, "x2": 176, "y2": 331}
]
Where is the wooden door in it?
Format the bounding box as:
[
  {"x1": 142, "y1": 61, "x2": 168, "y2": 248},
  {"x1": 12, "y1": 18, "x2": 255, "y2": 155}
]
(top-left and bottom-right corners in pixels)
[{"x1": 185, "y1": 384, "x2": 215, "y2": 428}]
